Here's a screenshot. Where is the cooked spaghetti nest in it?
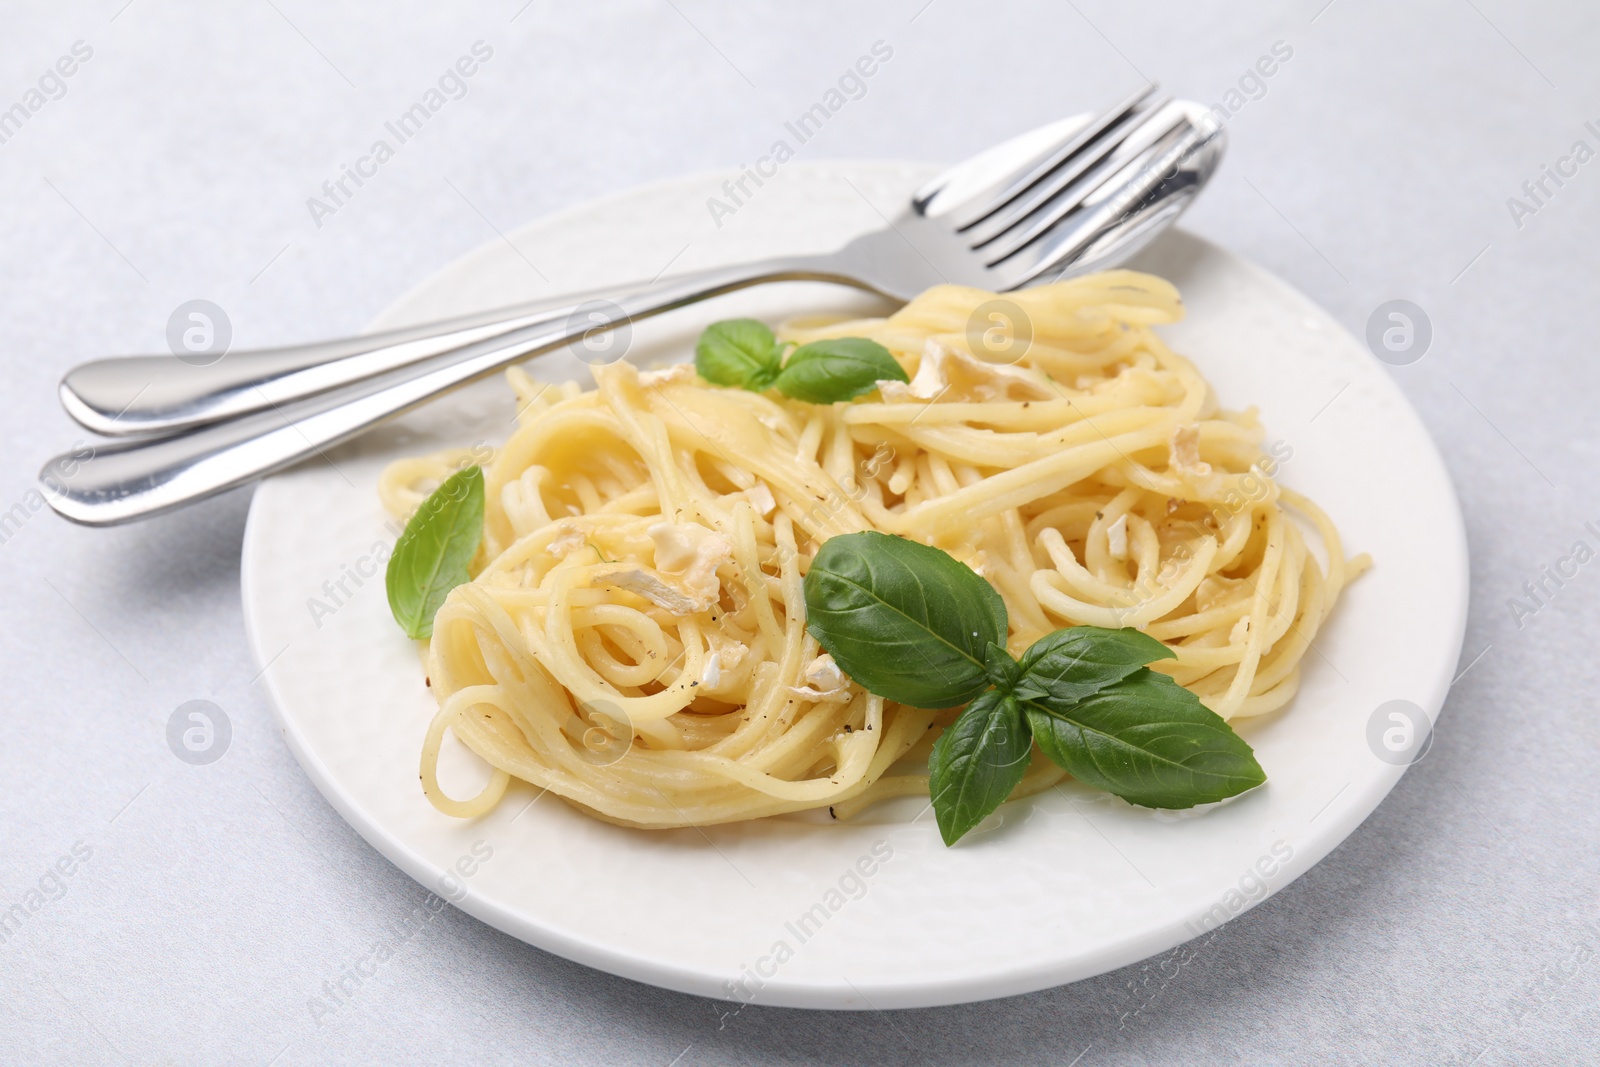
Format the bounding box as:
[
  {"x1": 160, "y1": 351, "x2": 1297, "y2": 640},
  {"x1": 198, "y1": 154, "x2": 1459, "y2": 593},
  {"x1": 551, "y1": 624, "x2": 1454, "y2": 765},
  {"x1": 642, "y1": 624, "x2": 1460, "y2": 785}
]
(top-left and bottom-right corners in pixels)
[{"x1": 378, "y1": 270, "x2": 1368, "y2": 828}]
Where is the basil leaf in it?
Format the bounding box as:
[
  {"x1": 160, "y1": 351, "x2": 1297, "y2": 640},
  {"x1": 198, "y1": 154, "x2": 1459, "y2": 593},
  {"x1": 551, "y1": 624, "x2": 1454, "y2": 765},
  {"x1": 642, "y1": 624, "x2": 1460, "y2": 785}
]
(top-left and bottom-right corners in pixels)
[
  {"x1": 1017, "y1": 626, "x2": 1175, "y2": 703},
  {"x1": 1023, "y1": 669, "x2": 1265, "y2": 809},
  {"x1": 803, "y1": 531, "x2": 1007, "y2": 709},
  {"x1": 385, "y1": 465, "x2": 485, "y2": 640},
  {"x1": 928, "y1": 689, "x2": 1032, "y2": 846},
  {"x1": 695, "y1": 319, "x2": 780, "y2": 390},
  {"x1": 773, "y1": 337, "x2": 907, "y2": 403}
]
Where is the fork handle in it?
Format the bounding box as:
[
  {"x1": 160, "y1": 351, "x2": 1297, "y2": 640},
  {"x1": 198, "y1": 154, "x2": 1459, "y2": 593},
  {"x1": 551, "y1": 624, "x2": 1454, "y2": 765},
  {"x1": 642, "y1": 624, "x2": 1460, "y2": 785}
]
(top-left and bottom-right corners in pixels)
[
  {"x1": 39, "y1": 254, "x2": 867, "y2": 526},
  {"x1": 61, "y1": 264, "x2": 800, "y2": 437}
]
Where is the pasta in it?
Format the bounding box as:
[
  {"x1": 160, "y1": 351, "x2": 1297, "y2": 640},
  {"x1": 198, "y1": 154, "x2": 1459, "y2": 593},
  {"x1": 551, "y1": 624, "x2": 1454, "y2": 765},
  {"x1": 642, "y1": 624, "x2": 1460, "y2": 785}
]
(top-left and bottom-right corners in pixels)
[{"x1": 378, "y1": 271, "x2": 1367, "y2": 828}]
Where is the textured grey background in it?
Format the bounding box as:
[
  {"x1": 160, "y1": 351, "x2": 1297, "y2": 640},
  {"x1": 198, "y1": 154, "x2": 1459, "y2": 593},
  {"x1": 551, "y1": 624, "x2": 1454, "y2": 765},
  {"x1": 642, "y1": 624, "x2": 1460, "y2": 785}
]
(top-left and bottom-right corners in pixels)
[{"x1": 0, "y1": 1, "x2": 1595, "y2": 1064}]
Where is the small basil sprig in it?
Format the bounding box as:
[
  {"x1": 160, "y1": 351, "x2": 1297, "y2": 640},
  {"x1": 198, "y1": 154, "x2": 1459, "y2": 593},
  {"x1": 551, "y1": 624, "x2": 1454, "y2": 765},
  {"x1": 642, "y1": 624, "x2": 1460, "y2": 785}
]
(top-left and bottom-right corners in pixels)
[
  {"x1": 386, "y1": 465, "x2": 485, "y2": 640},
  {"x1": 804, "y1": 532, "x2": 1265, "y2": 845},
  {"x1": 695, "y1": 319, "x2": 907, "y2": 403}
]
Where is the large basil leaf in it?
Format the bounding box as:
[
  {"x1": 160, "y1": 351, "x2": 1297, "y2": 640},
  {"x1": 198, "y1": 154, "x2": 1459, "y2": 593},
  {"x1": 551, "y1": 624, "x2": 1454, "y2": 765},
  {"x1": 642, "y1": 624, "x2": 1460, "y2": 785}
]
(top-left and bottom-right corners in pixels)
[
  {"x1": 927, "y1": 689, "x2": 1032, "y2": 846},
  {"x1": 1024, "y1": 669, "x2": 1265, "y2": 809},
  {"x1": 803, "y1": 531, "x2": 1007, "y2": 709},
  {"x1": 385, "y1": 465, "x2": 484, "y2": 640}
]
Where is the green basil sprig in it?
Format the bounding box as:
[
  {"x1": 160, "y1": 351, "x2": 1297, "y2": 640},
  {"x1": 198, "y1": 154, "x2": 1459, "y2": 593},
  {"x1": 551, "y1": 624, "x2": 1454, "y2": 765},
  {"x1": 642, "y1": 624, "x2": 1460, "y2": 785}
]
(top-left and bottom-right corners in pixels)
[
  {"x1": 385, "y1": 465, "x2": 485, "y2": 640},
  {"x1": 695, "y1": 319, "x2": 907, "y2": 403},
  {"x1": 804, "y1": 532, "x2": 1265, "y2": 845}
]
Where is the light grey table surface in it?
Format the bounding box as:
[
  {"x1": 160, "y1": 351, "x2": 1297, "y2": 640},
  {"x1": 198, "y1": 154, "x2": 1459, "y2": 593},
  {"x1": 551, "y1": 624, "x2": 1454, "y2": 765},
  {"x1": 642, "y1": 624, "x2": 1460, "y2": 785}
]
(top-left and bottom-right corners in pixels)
[{"x1": 2, "y1": 2, "x2": 1596, "y2": 1064}]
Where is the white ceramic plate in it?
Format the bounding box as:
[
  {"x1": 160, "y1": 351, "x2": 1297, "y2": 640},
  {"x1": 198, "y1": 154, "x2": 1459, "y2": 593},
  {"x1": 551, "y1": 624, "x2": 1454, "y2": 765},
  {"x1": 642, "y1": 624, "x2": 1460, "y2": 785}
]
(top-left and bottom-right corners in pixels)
[{"x1": 242, "y1": 162, "x2": 1468, "y2": 1010}]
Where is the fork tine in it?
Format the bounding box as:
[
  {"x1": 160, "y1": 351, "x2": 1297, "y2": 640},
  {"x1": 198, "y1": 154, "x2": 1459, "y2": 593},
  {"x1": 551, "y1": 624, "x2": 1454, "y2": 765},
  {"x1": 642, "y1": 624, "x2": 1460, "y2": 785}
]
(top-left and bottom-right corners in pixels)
[
  {"x1": 939, "y1": 84, "x2": 1163, "y2": 231},
  {"x1": 912, "y1": 84, "x2": 1159, "y2": 225},
  {"x1": 963, "y1": 98, "x2": 1186, "y2": 249},
  {"x1": 989, "y1": 119, "x2": 1204, "y2": 271},
  {"x1": 990, "y1": 111, "x2": 1222, "y2": 286}
]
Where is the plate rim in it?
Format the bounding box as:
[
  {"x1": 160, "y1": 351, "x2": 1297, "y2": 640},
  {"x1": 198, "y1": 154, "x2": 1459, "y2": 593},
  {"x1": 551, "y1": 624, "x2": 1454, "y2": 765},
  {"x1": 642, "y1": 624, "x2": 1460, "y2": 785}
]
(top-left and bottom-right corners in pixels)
[{"x1": 242, "y1": 160, "x2": 1470, "y2": 1009}]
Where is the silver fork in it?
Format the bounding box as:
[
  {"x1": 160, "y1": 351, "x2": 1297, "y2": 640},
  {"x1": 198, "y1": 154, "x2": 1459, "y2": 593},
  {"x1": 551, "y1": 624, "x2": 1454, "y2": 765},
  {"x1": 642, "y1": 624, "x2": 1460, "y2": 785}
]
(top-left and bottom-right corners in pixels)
[
  {"x1": 40, "y1": 87, "x2": 1223, "y2": 526},
  {"x1": 58, "y1": 86, "x2": 1203, "y2": 440}
]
